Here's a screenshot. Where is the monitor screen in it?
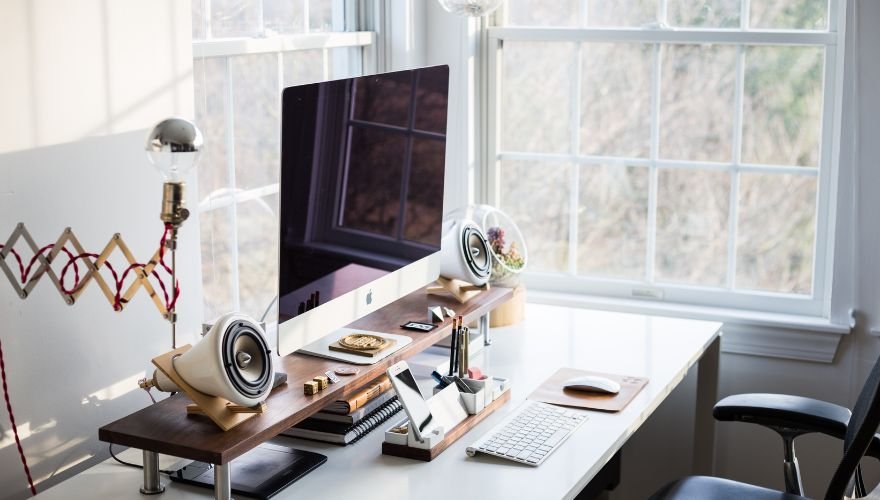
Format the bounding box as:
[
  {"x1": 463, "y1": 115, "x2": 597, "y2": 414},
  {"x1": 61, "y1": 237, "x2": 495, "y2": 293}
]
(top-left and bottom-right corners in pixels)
[{"x1": 278, "y1": 65, "x2": 449, "y2": 329}]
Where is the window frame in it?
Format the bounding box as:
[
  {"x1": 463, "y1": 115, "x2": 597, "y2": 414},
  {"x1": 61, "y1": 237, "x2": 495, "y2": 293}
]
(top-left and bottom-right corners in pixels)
[
  {"x1": 192, "y1": 0, "x2": 377, "y2": 316},
  {"x1": 481, "y1": 0, "x2": 845, "y2": 318}
]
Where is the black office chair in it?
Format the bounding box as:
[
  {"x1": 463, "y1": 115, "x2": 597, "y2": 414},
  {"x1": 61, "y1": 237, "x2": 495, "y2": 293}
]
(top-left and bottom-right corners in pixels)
[{"x1": 650, "y1": 353, "x2": 880, "y2": 500}]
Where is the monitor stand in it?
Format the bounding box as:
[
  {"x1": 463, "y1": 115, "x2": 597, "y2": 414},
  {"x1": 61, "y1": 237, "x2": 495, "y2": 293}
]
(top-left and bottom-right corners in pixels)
[{"x1": 168, "y1": 443, "x2": 326, "y2": 500}]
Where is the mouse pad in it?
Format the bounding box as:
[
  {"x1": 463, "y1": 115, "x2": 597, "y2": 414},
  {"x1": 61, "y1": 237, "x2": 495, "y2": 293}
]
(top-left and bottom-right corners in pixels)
[{"x1": 527, "y1": 367, "x2": 648, "y2": 412}]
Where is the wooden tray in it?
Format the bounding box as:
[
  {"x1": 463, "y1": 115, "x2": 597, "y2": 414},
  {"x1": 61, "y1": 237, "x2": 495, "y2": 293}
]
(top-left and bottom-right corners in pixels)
[{"x1": 382, "y1": 389, "x2": 511, "y2": 461}]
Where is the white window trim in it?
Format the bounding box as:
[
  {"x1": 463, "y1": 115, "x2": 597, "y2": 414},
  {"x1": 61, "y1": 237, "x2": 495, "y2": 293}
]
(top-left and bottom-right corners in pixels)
[
  {"x1": 193, "y1": 1, "x2": 377, "y2": 315},
  {"x1": 480, "y1": 0, "x2": 848, "y2": 325}
]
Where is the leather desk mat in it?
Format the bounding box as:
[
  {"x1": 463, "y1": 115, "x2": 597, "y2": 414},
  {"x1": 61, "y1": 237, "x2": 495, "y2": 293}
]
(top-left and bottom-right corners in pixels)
[{"x1": 527, "y1": 367, "x2": 649, "y2": 412}]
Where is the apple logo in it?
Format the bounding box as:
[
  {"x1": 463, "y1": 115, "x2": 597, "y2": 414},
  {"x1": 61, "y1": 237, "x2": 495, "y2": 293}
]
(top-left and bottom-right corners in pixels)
[{"x1": 366, "y1": 289, "x2": 373, "y2": 305}]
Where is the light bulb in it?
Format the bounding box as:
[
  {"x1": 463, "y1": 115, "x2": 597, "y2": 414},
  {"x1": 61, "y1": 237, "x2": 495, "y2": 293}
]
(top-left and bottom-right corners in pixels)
[
  {"x1": 437, "y1": 0, "x2": 504, "y2": 17},
  {"x1": 145, "y1": 117, "x2": 203, "y2": 183}
]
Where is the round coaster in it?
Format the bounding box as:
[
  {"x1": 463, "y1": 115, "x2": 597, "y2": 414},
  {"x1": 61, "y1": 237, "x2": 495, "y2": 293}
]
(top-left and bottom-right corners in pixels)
[
  {"x1": 333, "y1": 366, "x2": 360, "y2": 376},
  {"x1": 338, "y1": 333, "x2": 388, "y2": 351}
]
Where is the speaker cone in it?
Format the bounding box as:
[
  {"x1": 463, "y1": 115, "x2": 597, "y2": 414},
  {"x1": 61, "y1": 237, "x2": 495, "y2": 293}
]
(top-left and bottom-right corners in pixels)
[
  {"x1": 222, "y1": 320, "x2": 273, "y2": 399},
  {"x1": 461, "y1": 225, "x2": 491, "y2": 280}
]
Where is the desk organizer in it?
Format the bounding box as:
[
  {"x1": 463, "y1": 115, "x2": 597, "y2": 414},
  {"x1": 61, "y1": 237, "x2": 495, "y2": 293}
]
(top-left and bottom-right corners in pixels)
[{"x1": 382, "y1": 377, "x2": 511, "y2": 461}]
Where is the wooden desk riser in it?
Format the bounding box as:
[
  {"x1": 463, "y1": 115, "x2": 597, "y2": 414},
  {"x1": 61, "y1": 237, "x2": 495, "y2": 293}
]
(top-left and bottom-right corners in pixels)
[{"x1": 98, "y1": 286, "x2": 513, "y2": 465}]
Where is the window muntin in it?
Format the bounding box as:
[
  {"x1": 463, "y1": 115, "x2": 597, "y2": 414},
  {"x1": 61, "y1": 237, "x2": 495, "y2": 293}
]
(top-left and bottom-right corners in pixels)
[
  {"x1": 192, "y1": 0, "x2": 373, "y2": 321},
  {"x1": 488, "y1": 0, "x2": 839, "y2": 315}
]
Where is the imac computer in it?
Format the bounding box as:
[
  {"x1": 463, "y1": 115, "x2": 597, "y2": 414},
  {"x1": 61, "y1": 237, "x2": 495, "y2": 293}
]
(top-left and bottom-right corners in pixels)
[{"x1": 277, "y1": 65, "x2": 450, "y2": 356}]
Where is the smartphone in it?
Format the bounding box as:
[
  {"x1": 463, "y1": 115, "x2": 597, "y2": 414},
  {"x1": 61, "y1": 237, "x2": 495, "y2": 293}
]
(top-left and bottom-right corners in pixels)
[{"x1": 387, "y1": 361, "x2": 434, "y2": 442}]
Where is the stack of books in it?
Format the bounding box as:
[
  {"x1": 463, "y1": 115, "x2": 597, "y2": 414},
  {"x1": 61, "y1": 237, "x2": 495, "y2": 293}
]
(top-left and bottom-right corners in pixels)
[{"x1": 281, "y1": 376, "x2": 402, "y2": 445}]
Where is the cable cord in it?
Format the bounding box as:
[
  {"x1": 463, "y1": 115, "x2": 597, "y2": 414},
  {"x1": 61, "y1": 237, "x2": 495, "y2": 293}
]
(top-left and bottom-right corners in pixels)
[
  {"x1": 108, "y1": 444, "x2": 174, "y2": 475},
  {"x1": 0, "y1": 338, "x2": 37, "y2": 496}
]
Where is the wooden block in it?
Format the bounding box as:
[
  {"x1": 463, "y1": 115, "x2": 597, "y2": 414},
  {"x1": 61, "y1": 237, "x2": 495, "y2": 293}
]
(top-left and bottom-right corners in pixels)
[
  {"x1": 303, "y1": 381, "x2": 319, "y2": 395},
  {"x1": 152, "y1": 345, "x2": 258, "y2": 432},
  {"x1": 313, "y1": 376, "x2": 329, "y2": 390},
  {"x1": 382, "y1": 389, "x2": 511, "y2": 461}
]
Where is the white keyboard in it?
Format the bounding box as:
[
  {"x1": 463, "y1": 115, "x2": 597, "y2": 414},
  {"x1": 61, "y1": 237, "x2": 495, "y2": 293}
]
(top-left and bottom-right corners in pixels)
[{"x1": 466, "y1": 400, "x2": 588, "y2": 466}]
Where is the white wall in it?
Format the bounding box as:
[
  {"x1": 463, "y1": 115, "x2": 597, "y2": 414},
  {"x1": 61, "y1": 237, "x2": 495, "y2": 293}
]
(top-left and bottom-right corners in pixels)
[{"x1": 0, "y1": 2, "x2": 197, "y2": 498}]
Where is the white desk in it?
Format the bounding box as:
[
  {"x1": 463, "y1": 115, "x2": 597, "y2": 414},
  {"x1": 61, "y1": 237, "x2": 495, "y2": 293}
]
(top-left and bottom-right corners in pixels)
[{"x1": 37, "y1": 304, "x2": 721, "y2": 500}]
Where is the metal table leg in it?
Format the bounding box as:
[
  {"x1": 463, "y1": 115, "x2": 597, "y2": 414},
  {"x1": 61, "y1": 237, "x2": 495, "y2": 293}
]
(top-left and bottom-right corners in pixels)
[
  {"x1": 480, "y1": 313, "x2": 492, "y2": 346},
  {"x1": 139, "y1": 450, "x2": 165, "y2": 495},
  {"x1": 214, "y1": 462, "x2": 232, "y2": 500}
]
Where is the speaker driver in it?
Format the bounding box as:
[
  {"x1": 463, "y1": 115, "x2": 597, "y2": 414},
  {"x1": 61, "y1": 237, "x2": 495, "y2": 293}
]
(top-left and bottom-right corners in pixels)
[
  {"x1": 222, "y1": 320, "x2": 273, "y2": 400},
  {"x1": 461, "y1": 226, "x2": 491, "y2": 279}
]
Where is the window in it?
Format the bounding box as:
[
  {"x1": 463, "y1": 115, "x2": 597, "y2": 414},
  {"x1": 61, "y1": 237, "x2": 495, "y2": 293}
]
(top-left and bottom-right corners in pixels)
[
  {"x1": 192, "y1": 0, "x2": 375, "y2": 321},
  {"x1": 485, "y1": 0, "x2": 842, "y2": 316}
]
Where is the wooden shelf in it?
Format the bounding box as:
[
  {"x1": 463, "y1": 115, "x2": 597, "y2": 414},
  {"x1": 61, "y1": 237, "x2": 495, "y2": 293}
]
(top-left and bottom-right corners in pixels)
[{"x1": 98, "y1": 285, "x2": 513, "y2": 465}]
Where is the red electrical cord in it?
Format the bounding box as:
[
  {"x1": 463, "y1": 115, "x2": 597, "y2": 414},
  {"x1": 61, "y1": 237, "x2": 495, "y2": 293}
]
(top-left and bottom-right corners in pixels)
[
  {"x1": 0, "y1": 224, "x2": 179, "y2": 312},
  {"x1": 0, "y1": 224, "x2": 181, "y2": 496},
  {"x1": 0, "y1": 338, "x2": 37, "y2": 496}
]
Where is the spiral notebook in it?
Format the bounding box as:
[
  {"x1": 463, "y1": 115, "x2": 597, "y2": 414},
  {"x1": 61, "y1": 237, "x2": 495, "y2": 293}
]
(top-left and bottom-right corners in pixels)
[{"x1": 281, "y1": 396, "x2": 403, "y2": 445}]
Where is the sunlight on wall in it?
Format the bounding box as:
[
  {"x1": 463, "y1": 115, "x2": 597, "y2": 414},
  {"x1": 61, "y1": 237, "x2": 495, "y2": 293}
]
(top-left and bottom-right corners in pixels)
[
  {"x1": 81, "y1": 371, "x2": 146, "y2": 406},
  {"x1": 0, "y1": 0, "x2": 193, "y2": 155}
]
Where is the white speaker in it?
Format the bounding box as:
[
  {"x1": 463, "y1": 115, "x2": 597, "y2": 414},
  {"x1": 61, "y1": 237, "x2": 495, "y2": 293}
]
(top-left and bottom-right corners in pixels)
[
  {"x1": 439, "y1": 218, "x2": 492, "y2": 286},
  {"x1": 144, "y1": 312, "x2": 275, "y2": 407}
]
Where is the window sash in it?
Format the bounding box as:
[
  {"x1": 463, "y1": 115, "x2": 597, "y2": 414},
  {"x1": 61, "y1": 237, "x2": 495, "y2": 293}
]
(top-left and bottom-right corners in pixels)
[
  {"x1": 482, "y1": 21, "x2": 842, "y2": 317},
  {"x1": 192, "y1": 2, "x2": 375, "y2": 316}
]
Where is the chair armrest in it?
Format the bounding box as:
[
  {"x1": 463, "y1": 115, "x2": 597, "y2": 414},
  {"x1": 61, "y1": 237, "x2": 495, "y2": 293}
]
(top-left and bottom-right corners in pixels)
[
  {"x1": 713, "y1": 393, "x2": 851, "y2": 436},
  {"x1": 713, "y1": 393, "x2": 880, "y2": 459}
]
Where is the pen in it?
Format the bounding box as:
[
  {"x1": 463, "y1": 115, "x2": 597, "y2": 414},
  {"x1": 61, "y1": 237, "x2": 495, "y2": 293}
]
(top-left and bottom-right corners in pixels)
[
  {"x1": 449, "y1": 317, "x2": 459, "y2": 376},
  {"x1": 462, "y1": 326, "x2": 469, "y2": 376}
]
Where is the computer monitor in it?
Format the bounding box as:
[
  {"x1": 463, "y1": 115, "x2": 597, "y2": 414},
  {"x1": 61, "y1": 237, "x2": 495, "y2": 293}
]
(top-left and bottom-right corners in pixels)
[{"x1": 277, "y1": 65, "x2": 450, "y2": 356}]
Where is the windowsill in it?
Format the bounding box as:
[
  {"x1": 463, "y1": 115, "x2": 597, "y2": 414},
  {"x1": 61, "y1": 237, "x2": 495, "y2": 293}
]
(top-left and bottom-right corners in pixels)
[{"x1": 527, "y1": 290, "x2": 851, "y2": 363}]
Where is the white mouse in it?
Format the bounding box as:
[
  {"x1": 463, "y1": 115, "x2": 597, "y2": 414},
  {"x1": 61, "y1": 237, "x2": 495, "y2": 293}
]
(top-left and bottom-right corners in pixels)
[{"x1": 563, "y1": 375, "x2": 621, "y2": 395}]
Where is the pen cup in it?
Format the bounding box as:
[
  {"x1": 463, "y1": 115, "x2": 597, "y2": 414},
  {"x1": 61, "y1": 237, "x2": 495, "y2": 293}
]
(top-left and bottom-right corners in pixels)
[
  {"x1": 459, "y1": 389, "x2": 486, "y2": 415},
  {"x1": 462, "y1": 377, "x2": 494, "y2": 408}
]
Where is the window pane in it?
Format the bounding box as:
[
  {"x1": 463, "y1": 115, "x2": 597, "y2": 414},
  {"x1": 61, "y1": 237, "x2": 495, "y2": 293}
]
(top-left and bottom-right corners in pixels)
[
  {"x1": 201, "y1": 205, "x2": 237, "y2": 320},
  {"x1": 342, "y1": 127, "x2": 406, "y2": 237},
  {"x1": 742, "y1": 46, "x2": 823, "y2": 167},
  {"x1": 577, "y1": 165, "x2": 649, "y2": 279},
  {"x1": 211, "y1": 0, "x2": 262, "y2": 38},
  {"x1": 353, "y1": 72, "x2": 413, "y2": 128},
  {"x1": 581, "y1": 43, "x2": 652, "y2": 158},
  {"x1": 587, "y1": 1, "x2": 656, "y2": 27},
  {"x1": 659, "y1": 44, "x2": 737, "y2": 162},
  {"x1": 667, "y1": 0, "x2": 740, "y2": 28},
  {"x1": 750, "y1": 0, "x2": 827, "y2": 30},
  {"x1": 505, "y1": 0, "x2": 579, "y2": 27},
  {"x1": 309, "y1": 0, "x2": 334, "y2": 32},
  {"x1": 656, "y1": 169, "x2": 729, "y2": 286},
  {"x1": 194, "y1": 58, "x2": 230, "y2": 199},
  {"x1": 237, "y1": 194, "x2": 280, "y2": 318},
  {"x1": 231, "y1": 53, "x2": 280, "y2": 191},
  {"x1": 264, "y1": 0, "x2": 306, "y2": 34},
  {"x1": 282, "y1": 49, "x2": 324, "y2": 86},
  {"x1": 406, "y1": 139, "x2": 446, "y2": 245},
  {"x1": 736, "y1": 173, "x2": 815, "y2": 294},
  {"x1": 499, "y1": 161, "x2": 571, "y2": 273},
  {"x1": 415, "y1": 66, "x2": 450, "y2": 134},
  {"x1": 502, "y1": 41, "x2": 576, "y2": 154}
]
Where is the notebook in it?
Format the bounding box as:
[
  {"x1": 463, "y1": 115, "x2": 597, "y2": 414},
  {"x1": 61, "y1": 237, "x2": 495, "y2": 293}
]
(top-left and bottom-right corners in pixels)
[{"x1": 281, "y1": 396, "x2": 402, "y2": 445}]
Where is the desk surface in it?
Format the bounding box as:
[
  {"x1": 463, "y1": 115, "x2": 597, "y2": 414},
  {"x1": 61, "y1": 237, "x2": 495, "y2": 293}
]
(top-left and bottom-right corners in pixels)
[{"x1": 40, "y1": 304, "x2": 721, "y2": 500}]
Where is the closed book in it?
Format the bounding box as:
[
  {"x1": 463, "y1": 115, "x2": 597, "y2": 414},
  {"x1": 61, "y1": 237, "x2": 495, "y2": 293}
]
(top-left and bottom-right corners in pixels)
[
  {"x1": 321, "y1": 376, "x2": 392, "y2": 415},
  {"x1": 281, "y1": 397, "x2": 402, "y2": 445},
  {"x1": 309, "y1": 391, "x2": 395, "y2": 424}
]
